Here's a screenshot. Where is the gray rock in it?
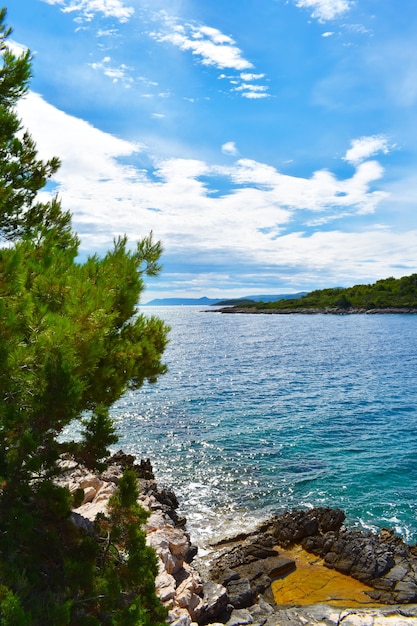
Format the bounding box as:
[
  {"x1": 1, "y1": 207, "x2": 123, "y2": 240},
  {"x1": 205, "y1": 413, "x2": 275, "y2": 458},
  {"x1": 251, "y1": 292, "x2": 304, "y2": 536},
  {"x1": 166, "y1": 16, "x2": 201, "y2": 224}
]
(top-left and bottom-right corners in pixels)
[
  {"x1": 225, "y1": 608, "x2": 254, "y2": 626},
  {"x1": 264, "y1": 604, "x2": 342, "y2": 626},
  {"x1": 69, "y1": 511, "x2": 95, "y2": 534},
  {"x1": 236, "y1": 555, "x2": 294, "y2": 585},
  {"x1": 389, "y1": 563, "x2": 410, "y2": 581},
  {"x1": 247, "y1": 597, "x2": 275, "y2": 626},
  {"x1": 201, "y1": 581, "x2": 229, "y2": 624},
  {"x1": 210, "y1": 538, "x2": 278, "y2": 571},
  {"x1": 227, "y1": 578, "x2": 256, "y2": 609},
  {"x1": 268, "y1": 507, "x2": 345, "y2": 548},
  {"x1": 394, "y1": 580, "x2": 417, "y2": 603},
  {"x1": 216, "y1": 567, "x2": 241, "y2": 586}
]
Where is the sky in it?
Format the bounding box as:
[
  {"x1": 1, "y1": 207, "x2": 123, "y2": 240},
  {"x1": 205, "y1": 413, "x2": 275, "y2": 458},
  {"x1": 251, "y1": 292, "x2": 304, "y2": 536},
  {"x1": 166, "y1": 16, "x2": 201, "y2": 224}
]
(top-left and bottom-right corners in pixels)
[{"x1": 6, "y1": 0, "x2": 417, "y2": 301}]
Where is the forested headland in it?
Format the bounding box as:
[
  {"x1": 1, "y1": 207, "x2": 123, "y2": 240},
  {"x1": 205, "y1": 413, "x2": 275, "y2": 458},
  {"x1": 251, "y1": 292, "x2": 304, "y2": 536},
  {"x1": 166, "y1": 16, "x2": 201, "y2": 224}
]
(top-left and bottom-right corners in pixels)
[{"x1": 225, "y1": 274, "x2": 417, "y2": 312}]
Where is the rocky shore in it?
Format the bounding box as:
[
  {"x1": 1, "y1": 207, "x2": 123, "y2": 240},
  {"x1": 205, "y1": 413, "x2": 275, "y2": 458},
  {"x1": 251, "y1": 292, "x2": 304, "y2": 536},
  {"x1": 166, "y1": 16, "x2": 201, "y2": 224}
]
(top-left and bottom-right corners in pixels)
[
  {"x1": 60, "y1": 454, "x2": 417, "y2": 625},
  {"x1": 214, "y1": 307, "x2": 417, "y2": 315}
]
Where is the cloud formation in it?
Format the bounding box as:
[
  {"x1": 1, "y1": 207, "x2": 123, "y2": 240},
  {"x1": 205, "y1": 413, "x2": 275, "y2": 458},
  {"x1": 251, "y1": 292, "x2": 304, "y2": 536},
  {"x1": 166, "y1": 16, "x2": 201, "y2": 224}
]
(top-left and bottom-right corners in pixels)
[
  {"x1": 16, "y1": 90, "x2": 403, "y2": 298},
  {"x1": 295, "y1": 0, "x2": 353, "y2": 22},
  {"x1": 149, "y1": 12, "x2": 269, "y2": 98},
  {"x1": 222, "y1": 142, "x2": 238, "y2": 156},
  {"x1": 90, "y1": 57, "x2": 133, "y2": 86},
  {"x1": 344, "y1": 136, "x2": 391, "y2": 166},
  {"x1": 7, "y1": 40, "x2": 28, "y2": 56},
  {"x1": 41, "y1": 0, "x2": 134, "y2": 23},
  {"x1": 232, "y1": 83, "x2": 269, "y2": 99},
  {"x1": 13, "y1": 0, "x2": 417, "y2": 298},
  {"x1": 150, "y1": 14, "x2": 252, "y2": 71}
]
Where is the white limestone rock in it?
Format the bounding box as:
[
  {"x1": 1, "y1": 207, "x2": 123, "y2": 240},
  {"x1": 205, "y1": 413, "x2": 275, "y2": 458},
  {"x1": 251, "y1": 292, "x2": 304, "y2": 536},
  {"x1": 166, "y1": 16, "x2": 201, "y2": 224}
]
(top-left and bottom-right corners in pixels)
[
  {"x1": 156, "y1": 569, "x2": 177, "y2": 603},
  {"x1": 175, "y1": 564, "x2": 205, "y2": 621},
  {"x1": 82, "y1": 485, "x2": 97, "y2": 504},
  {"x1": 168, "y1": 607, "x2": 192, "y2": 626}
]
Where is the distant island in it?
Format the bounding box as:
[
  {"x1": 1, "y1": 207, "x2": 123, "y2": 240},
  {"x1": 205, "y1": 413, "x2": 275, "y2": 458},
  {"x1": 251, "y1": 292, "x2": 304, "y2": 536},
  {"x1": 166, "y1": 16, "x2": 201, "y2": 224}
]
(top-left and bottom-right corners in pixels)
[
  {"x1": 214, "y1": 274, "x2": 417, "y2": 314},
  {"x1": 143, "y1": 293, "x2": 308, "y2": 306},
  {"x1": 143, "y1": 296, "x2": 220, "y2": 306}
]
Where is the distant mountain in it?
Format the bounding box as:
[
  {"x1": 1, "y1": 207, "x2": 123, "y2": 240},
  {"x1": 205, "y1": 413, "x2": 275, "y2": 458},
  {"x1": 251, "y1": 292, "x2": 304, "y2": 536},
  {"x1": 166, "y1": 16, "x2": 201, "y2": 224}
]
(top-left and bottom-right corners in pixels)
[
  {"x1": 143, "y1": 296, "x2": 221, "y2": 306},
  {"x1": 215, "y1": 293, "x2": 308, "y2": 305},
  {"x1": 143, "y1": 293, "x2": 308, "y2": 306}
]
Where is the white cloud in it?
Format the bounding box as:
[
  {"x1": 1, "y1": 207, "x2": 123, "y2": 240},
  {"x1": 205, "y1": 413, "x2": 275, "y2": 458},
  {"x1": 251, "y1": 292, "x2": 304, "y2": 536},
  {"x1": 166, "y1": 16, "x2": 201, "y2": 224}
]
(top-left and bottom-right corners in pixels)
[
  {"x1": 344, "y1": 23, "x2": 372, "y2": 35},
  {"x1": 17, "y1": 91, "x2": 145, "y2": 197},
  {"x1": 240, "y1": 73, "x2": 265, "y2": 81},
  {"x1": 233, "y1": 83, "x2": 270, "y2": 99},
  {"x1": 89, "y1": 57, "x2": 133, "y2": 86},
  {"x1": 344, "y1": 135, "x2": 391, "y2": 166},
  {"x1": 196, "y1": 26, "x2": 234, "y2": 45},
  {"x1": 41, "y1": 0, "x2": 134, "y2": 23},
  {"x1": 146, "y1": 13, "x2": 270, "y2": 98},
  {"x1": 258, "y1": 228, "x2": 417, "y2": 285},
  {"x1": 18, "y1": 91, "x2": 414, "y2": 297},
  {"x1": 242, "y1": 91, "x2": 270, "y2": 100},
  {"x1": 222, "y1": 158, "x2": 387, "y2": 216},
  {"x1": 19, "y1": 92, "x2": 387, "y2": 241},
  {"x1": 295, "y1": 0, "x2": 352, "y2": 22},
  {"x1": 7, "y1": 40, "x2": 28, "y2": 56},
  {"x1": 234, "y1": 84, "x2": 268, "y2": 93},
  {"x1": 222, "y1": 142, "x2": 238, "y2": 156},
  {"x1": 150, "y1": 16, "x2": 253, "y2": 71},
  {"x1": 218, "y1": 72, "x2": 269, "y2": 97},
  {"x1": 96, "y1": 28, "x2": 120, "y2": 38}
]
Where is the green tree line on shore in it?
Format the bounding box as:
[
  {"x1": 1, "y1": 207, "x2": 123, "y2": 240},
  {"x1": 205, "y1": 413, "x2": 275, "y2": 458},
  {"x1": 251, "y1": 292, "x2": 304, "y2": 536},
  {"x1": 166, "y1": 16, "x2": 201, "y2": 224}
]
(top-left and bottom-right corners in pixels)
[
  {"x1": 245, "y1": 274, "x2": 417, "y2": 310},
  {"x1": 0, "y1": 8, "x2": 169, "y2": 624}
]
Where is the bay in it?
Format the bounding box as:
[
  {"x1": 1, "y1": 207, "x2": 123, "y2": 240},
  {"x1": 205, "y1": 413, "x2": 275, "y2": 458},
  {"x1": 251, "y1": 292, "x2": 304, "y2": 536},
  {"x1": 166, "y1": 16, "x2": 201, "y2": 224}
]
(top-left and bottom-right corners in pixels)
[{"x1": 111, "y1": 307, "x2": 417, "y2": 546}]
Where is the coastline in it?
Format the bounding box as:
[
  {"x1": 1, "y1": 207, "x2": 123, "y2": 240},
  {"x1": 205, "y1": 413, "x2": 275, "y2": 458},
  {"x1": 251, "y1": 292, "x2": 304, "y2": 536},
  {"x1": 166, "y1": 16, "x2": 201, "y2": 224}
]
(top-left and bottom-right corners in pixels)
[
  {"x1": 212, "y1": 306, "x2": 417, "y2": 315},
  {"x1": 62, "y1": 453, "x2": 417, "y2": 626}
]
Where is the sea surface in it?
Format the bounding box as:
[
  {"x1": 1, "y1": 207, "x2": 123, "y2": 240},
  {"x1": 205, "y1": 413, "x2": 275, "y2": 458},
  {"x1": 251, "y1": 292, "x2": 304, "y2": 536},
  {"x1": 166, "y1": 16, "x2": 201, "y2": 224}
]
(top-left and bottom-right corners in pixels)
[{"x1": 111, "y1": 306, "x2": 417, "y2": 547}]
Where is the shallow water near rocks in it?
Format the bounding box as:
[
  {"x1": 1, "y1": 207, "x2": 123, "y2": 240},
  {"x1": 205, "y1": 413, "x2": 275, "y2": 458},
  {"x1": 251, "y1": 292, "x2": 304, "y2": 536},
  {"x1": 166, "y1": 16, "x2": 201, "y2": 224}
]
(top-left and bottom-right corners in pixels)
[{"x1": 108, "y1": 306, "x2": 417, "y2": 547}]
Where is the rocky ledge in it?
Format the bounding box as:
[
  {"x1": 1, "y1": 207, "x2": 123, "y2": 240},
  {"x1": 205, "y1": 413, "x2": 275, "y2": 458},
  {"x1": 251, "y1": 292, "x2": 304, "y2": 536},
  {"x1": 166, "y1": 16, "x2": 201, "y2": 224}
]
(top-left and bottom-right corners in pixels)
[{"x1": 60, "y1": 454, "x2": 417, "y2": 625}]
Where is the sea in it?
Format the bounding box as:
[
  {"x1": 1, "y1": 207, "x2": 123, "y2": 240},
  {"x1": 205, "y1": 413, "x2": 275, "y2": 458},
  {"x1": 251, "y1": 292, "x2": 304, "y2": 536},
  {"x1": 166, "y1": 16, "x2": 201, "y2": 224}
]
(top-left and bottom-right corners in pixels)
[{"x1": 110, "y1": 306, "x2": 417, "y2": 548}]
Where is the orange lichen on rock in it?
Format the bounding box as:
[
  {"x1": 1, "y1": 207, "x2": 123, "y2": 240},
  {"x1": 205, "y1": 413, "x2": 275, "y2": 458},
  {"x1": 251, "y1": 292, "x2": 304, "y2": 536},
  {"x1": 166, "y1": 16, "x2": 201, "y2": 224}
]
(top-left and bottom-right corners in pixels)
[{"x1": 272, "y1": 545, "x2": 383, "y2": 607}]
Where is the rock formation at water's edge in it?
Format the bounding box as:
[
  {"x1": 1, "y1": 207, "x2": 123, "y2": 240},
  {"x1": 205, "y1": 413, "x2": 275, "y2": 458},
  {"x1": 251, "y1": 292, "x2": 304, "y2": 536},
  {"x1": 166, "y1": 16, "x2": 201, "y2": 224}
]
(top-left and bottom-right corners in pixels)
[{"x1": 59, "y1": 453, "x2": 417, "y2": 625}]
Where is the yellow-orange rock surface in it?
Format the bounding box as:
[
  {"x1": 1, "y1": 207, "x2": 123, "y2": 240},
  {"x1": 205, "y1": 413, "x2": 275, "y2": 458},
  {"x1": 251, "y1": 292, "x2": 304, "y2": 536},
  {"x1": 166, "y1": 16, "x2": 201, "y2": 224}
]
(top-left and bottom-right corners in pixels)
[{"x1": 272, "y1": 545, "x2": 384, "y2": 607}]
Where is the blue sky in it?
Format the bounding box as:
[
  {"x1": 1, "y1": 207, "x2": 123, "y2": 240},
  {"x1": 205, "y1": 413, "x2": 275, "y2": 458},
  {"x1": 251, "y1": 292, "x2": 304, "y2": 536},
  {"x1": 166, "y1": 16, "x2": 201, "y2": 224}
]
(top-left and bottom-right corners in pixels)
[{"x1": 7, "y1": 0, "x2": 417, "y2": 301}]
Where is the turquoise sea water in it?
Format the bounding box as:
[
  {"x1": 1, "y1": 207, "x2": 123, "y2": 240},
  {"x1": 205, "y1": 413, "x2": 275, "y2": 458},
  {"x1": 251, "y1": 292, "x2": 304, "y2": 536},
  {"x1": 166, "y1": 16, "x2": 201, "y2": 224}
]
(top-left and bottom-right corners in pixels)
[{"x1": 111, "y1": 307, "x2": 417, "y2": 547}]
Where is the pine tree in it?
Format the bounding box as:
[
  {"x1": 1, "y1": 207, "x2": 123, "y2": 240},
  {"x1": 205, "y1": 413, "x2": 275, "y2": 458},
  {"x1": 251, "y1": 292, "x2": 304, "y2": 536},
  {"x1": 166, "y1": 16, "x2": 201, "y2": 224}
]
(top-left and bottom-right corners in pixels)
[
  {"x1": 0, "y1": 8, "x2": 169, "y2": 623},
  {"x1": 0, "y1": 8, "x2": 61, "y2": 240}
]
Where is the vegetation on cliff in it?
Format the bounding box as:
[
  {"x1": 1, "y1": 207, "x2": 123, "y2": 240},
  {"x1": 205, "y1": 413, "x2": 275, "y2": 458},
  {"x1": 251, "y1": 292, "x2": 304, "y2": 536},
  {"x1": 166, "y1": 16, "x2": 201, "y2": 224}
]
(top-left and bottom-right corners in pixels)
[
  {"x1": 236, "y1": 275, "x2": 417, "y2": 311},
  {"x1": 0, "y1": 8, "x2": 168, "y2": 624}
]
